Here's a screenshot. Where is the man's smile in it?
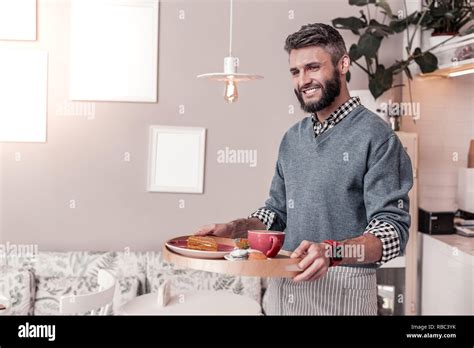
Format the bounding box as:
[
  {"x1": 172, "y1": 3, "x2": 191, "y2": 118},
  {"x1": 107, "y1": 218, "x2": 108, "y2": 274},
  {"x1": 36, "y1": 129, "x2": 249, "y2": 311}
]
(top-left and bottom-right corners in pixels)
[{"x1": 301, "y1": 85, "x2": 321, "y2": 99}]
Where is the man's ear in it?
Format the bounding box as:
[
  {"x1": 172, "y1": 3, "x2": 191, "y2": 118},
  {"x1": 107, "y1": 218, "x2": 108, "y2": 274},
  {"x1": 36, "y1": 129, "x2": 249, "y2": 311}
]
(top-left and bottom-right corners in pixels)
[{"x1": 339, "y1": 54, "x2": 350, "y2": 75}]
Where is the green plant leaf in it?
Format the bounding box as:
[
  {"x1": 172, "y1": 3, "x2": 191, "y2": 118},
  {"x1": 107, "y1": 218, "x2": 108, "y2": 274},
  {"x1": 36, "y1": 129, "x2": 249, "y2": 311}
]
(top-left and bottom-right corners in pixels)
[
  {"x1": 413, "y1": 47, "x2": 438, "y2": 73},
  {"x1": 422, "y1": 0, "x2": 472, "y2": 34},
  {"x1": 358, "y1": 32, "x2": 382, "y2": 58},
  {"x1": 389, "y1": 12, "x2": 419, "y2": 33},
  {"x1": 375, "y1": 0, "x2": 392, "y2": 17},
  {"x1": 332, "y1": 17, "x2": 366, "y2": 34},
  {"x1": 369, "y1": 64, "x2": 393, "y2": 99},
  {"x1": 359, "y1": 10, "x2": 368, "y2": 25},
  {"x1": 389, "y1": 19, "x2": 408, "y2": 33},
  {"x1": 368, "y1": 19, "x2": 394, "y2": 37},
  {"x1": 349, "y1": 0, "x2": 376, "y2": 6},
  {"x1": 349, "y1": 43, "x2": 363, "y2": 61},
  {"x1": 444, "y1": 11, "x2": 455, "y2": 20},
  {"x1": 369, "y1": 78, "x2": 384, "y2": 99},
  {"x1": 388, "y1": 61, "x2": 403, "y2": 75}
]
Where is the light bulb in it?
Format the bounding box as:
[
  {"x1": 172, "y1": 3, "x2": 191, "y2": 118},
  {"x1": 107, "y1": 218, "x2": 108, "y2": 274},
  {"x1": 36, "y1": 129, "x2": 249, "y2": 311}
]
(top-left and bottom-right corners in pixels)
[{"x1": 224, "y1": 79, "x2": 238, "y2": 103}]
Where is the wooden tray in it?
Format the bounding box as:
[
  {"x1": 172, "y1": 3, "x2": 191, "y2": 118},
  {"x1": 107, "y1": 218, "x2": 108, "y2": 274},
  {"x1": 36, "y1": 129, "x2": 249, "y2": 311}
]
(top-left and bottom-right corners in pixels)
[{"x1": 162, "y1": 236, "x2": 302, "y2": 278}]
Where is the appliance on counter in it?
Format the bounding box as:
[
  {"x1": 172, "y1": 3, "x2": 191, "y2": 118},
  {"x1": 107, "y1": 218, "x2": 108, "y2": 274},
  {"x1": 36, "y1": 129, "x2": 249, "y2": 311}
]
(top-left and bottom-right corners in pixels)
[
  {"x1": 455, "y1": 224, "x2": 474, "y2": 237},
  {"x1": 453, "y1": 140, "x2": 474, "y2": 237},
  {"x1": 454, "y1": 209, "x2": 474, "y2": 237},
  {"x1": 418, "y1": 208, "x2": 455, "y2": 235},
  {"x1": 457, "y1": 168, "x2": 474, "y2": 214}
]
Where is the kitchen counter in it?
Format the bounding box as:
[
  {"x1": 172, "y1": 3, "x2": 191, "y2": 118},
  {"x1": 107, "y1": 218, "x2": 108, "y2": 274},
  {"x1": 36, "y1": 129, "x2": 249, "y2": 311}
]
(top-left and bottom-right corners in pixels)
[
  {"x1": 429, "y1": 233, "x2": 474, "y2": 257},
  {"x1": 420, "y1": 232, "x2": 473, "y2": 315}
]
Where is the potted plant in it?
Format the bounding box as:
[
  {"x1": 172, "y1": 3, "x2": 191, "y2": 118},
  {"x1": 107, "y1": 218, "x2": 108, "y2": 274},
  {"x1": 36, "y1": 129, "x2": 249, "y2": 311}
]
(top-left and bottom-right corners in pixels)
[
  {"x1": 332, "y1": 0, "x2": 474, "y2": 99},
  {"x1": 422, "y1": 0, "x2": 474, "y2": 46}
]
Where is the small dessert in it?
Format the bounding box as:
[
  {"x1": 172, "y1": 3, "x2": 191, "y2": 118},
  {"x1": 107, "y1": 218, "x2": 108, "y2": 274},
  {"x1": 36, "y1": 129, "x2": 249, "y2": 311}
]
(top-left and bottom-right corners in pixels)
[
  {"x1": 186, "y1": 236, "x2": 218, "y2": 251},
  {"x1": 248, "y1": 250, "x2": 267, "y2": 260},
  {"x1": 234, "y1": 238, "x2": 250, "y2": 249}
]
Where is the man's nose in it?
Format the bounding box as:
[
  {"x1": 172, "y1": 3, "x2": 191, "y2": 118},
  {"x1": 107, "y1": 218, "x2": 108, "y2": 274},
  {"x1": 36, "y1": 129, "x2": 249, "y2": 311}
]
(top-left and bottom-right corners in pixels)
[{"x1": 298, "y1": 71, "x2": 311, "y2": 89}]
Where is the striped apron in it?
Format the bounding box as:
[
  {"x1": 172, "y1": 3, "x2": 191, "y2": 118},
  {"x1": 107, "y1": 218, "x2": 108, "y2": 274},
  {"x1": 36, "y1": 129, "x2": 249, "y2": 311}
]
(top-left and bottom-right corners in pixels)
[{"x1": 262, "y1": 266, "x2": 377, "y2": 315}]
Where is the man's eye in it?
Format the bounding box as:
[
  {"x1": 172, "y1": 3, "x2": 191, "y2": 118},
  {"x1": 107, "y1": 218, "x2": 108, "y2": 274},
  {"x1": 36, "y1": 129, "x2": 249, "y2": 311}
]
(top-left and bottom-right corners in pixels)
[
  {"x1": 291, "y1": 71, "x2": 299, "y2": 76},
  {"x1": 309, "y1": 66, "x2": 319, "y2": 71}
]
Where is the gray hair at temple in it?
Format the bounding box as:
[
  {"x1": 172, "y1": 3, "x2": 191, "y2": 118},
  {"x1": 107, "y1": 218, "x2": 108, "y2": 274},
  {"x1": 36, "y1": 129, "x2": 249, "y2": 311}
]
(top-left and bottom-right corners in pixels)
[{"x1": 284, "y1": 23, "x2": 347, "y2": 67}]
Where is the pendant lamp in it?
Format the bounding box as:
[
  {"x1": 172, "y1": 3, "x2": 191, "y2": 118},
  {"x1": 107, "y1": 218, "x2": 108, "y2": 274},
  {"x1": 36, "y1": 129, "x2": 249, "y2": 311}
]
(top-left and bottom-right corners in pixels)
[{"x1": 197, "y1": 0, "x2": 263, "y2": 103}]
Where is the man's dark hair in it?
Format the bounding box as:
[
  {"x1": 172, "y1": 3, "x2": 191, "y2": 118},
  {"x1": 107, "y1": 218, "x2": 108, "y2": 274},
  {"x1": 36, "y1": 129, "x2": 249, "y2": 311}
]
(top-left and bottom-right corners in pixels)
[{"x1": 284, "y1": 23, "x2": 347, "y2": 67}]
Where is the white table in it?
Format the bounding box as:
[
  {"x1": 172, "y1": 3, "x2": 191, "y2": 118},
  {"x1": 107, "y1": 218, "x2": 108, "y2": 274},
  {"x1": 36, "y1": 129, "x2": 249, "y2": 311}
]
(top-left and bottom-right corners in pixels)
[{"x1": 119, "y1": 290, "x2": 261, "y2": 315}]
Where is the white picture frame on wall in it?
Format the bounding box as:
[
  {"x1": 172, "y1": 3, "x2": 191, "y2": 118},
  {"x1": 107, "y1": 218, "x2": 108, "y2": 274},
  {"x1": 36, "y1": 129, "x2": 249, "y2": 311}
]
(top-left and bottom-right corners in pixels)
[
  {"x1": 147, "y1": 126, "x2": 206, "y2": 193},
  {"x1": 0, "y1": 48, "x2": 47, "y2": 142},
  {"x1": 0, "y1": 0, "x2": 36, "y2": 41},
  {"x1": 70, "y1": 0, "x2": 159, "y2": 102}
]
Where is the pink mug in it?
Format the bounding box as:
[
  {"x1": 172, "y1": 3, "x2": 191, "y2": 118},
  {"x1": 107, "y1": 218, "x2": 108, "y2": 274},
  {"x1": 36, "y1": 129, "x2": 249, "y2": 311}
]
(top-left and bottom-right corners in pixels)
[{"x1": 248, "y1": 230, "x2": 285, "y2": 258}]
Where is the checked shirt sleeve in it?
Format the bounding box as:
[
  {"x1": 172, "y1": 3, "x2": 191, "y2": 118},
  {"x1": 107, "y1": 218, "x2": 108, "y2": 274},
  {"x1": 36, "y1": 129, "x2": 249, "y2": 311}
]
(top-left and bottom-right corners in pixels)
[
  {"x1": 364, "y1": 219, "x2": 401, "y2": 265},
  {"x1": 363, "y1": 134, "x2": 413, "y2": 258},
  {"x1": 248, "y1": 208, "x2": 275, "y2": 230}
]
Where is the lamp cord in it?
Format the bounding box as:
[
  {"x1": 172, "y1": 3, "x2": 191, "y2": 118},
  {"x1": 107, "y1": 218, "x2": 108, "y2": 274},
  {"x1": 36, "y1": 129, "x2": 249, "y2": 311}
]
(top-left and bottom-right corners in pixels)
[{"x1": 229, "y1": 0, "x2": 233, "y2": 57}]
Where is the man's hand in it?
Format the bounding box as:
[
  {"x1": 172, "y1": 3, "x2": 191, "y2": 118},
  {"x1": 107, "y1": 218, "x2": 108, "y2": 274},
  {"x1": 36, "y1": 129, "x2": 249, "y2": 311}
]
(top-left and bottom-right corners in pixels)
[
  {"x1": 194, "y1": 223, "x2": 234, "y2": 238},
  {"x1": 193, "y1": 218, "x2": 267, "y2": 239},
  {"x1": 291, "y1": 240, "x2": 331, "y2": 282}
]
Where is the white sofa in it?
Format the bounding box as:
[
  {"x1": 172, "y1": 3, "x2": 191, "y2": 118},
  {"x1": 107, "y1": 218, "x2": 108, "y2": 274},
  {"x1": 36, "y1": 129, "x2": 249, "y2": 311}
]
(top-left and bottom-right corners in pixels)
[{"x1": 0, "y1": 251, "x2": 262, "y2": 315}]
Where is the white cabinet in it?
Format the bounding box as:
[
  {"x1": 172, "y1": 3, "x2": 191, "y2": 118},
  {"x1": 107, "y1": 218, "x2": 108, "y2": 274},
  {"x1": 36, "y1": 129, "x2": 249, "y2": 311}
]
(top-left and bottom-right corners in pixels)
[{"x1": 421, "y1": 233, "x2": 473, "y2": 315}]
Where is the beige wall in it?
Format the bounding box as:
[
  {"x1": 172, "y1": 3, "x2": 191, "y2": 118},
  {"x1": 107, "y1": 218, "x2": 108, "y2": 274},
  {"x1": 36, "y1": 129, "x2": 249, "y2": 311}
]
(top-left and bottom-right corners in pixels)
[
  {"x1": 400, "y1": 75, "x2": 474, "y2": 211},
  {"x1": 0, "y1": 0, "x2": 404, "y2": 251}
]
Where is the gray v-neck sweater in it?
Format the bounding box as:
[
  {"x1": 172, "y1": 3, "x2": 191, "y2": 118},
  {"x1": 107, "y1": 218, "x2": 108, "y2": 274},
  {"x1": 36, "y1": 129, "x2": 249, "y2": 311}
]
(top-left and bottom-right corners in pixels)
[{"x1": 264, "y1": 105, "x2": 413, "y2": 268}]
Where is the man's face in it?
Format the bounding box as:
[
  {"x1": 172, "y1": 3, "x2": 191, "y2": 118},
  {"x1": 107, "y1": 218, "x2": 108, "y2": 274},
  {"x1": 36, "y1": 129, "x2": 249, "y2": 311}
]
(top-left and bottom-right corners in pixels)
[{"x1": 289, "y1": 46, "x2": 342, "y2": 114}]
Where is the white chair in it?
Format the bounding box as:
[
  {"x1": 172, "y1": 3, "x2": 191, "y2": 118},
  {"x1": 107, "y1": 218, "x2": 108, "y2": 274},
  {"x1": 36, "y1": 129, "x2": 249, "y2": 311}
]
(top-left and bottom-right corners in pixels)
[{"x1": 59, "y1": 269, "x2": 116, "y2": 315}]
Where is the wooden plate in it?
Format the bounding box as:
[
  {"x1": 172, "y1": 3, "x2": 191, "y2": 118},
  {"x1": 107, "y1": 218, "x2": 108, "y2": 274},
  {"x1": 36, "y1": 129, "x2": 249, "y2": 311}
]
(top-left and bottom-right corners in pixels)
[{"x1": 163, "y1": 236, "x2": 302, "y2": 278}]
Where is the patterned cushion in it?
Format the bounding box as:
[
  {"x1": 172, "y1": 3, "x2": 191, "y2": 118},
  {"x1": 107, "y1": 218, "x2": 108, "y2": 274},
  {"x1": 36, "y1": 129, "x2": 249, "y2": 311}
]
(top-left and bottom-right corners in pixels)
[
  {"x1": 34, "y1": 276, "x2": 139, "y2": 315},
  {"x1": 19, "y1": 251, "x2": 147, "y2": 297},
  {"x1": 2, "y1": 250, "x2": 263, "y2": 315},
  {"x1": 146, "y1": 252, "x2": 262, "y2": 303},
  {"x1": 0, "y1": 266, "x2": 34, "y2": 315},
  {"x1": 22, "y1": 251, "x2": 118, "y2": 277}
]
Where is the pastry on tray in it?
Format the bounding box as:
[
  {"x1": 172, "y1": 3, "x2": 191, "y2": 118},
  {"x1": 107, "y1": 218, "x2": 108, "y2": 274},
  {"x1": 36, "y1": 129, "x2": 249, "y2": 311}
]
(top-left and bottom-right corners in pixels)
[
  {"x1": 248, "y1": 250, "x2": 267, "y2": 260},
  {"x1": 186, "y1": 236, "x2": 218, "y2": 251}
]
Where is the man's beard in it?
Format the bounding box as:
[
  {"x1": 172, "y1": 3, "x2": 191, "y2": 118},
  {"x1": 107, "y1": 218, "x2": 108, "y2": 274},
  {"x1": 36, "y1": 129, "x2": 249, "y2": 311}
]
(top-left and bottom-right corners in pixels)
[{"x1": 295, "y1": 69, "x2": 341, "y2": 114}]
